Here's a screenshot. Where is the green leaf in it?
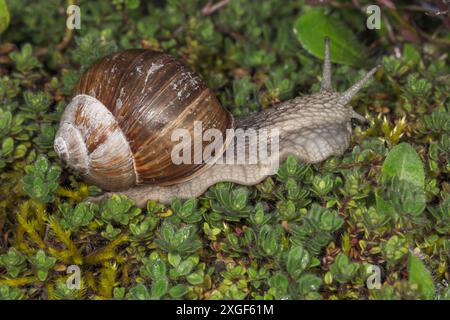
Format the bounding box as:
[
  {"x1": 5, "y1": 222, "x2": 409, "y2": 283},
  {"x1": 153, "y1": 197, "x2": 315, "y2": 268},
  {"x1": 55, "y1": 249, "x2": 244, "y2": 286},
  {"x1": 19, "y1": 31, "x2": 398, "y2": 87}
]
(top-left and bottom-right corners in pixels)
[
  {"x1": 150, "y1": 259, "x2": 166, "y2": 279},
  {"x1": 375, "y1": 193, "x2": 397, "y2": 219},
  {"x1": 128, "y1": 284, "x2": 150, "y2": 300},
  {"x1": 287, "y1": 245, "x2": 310, "y2": 279},
  {"x1": 168, "y1": 284, "x2": 188, "y2": 298},
  {"x1": 151, "y1": 277, "x2": 169, "y2": 299},
  {"x1": 257, "y1": 225, "x2": 282, "y2": 256},
  {"x1": 37, "y1": 269, "x2": 49, "y2": 282},
  {"x1": 113, "y1": 287, "x2": 125, "y2": 299},
  {"x1": 125, "y1": 0, "x2": 140, "y2": 10},
  {"x1": 408, "y1": 254, "x2": 435, "y2": 300},
  {"x1": 294, "y1": 9, "x2": 367, "y2": 67},
  {"x1": 168, "y1": 253, "x2": 181, "y2": 268},
  {"x1": 329, "y1": 253, "x2": 360, "y2": 284},
  {"x1": 403, "y1": 44, "x2": 421, "y2": 67},
  {"x1": 35, "y1": 156, "x2": 49, "y2": 173},
  {"x1": 2, "y1": 137, "x2": 13, "y2": 157},
  {"x1": 382, "y1": 143, "x2": 424, "y2": 189},
  {"x1": 297, "y1": 273, "x2": 322, "y2": 295},
  {"x1": 382, "y1": 235, "x2": 409, "y2": 264},
  {"x1": 0, "y1": 0, "x2": 9, "y2": 34},
  {"x1": 175, "y1": 260, "x2": 195, "y2": 276},
  {"x1": 186, "y1": 271, "x2": 204, "y2": 285},
  {"x1": 268, "y1": 272, "x2": 289, "y2": 297},
  {"x1": 161, "y1": 222, "x2": 175, "y2": 242},
  {"x1": 0, "y1": 111, "x2": 12, "y2": 134},
  {"x1": 0, "y1": 285, "x2": 23, "y2": 300}
]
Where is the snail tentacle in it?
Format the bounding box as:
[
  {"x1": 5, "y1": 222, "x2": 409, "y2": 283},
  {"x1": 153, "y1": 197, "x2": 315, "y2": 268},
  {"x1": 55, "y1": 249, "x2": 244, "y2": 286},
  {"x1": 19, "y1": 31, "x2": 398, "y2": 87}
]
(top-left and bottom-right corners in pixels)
[
  {"x1": 338, "y1": 65, "x2": 380, "y2": 106},
  {"x1": 320, "y1": 37, "x2": 333, "y2": 92}
]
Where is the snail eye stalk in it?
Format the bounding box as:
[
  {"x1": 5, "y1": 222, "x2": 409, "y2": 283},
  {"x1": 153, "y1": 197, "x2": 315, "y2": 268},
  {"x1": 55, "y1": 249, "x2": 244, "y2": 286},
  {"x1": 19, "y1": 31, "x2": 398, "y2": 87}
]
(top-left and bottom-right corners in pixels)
[
  {"x1": 320, "y1": 36, "x2": 333, "y2": 92},
  {"x1": 338, "y1": 65, "x2": 380, "y2": 106}
]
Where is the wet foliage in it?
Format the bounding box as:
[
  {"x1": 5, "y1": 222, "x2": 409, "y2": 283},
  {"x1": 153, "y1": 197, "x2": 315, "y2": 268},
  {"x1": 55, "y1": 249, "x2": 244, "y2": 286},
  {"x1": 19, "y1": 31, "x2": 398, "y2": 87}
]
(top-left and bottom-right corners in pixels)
[{"x1": 0, "y1": 0, "x2": 449, "y2": 300}]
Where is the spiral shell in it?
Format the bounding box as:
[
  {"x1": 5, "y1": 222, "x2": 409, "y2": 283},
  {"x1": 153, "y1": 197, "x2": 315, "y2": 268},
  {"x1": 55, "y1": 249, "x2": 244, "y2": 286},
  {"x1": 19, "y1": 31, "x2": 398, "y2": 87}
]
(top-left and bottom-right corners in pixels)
[{"x1": 54, "y1": 49, "x2": 235, "y2": 191}]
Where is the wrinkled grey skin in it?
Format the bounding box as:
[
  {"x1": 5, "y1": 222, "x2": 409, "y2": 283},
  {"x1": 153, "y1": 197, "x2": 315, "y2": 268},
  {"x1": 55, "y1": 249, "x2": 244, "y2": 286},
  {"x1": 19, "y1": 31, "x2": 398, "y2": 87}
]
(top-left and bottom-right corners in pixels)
[{"x1": 89, "y1": 38, "x2": 378, "y2": 207}]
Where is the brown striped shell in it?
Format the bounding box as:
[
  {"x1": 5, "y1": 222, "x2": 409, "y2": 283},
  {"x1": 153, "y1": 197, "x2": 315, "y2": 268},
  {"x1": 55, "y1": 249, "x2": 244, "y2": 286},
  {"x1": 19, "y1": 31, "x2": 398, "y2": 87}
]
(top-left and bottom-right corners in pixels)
[{"x1": 54, "y1": 49, "x2": 235, "y2": 191}]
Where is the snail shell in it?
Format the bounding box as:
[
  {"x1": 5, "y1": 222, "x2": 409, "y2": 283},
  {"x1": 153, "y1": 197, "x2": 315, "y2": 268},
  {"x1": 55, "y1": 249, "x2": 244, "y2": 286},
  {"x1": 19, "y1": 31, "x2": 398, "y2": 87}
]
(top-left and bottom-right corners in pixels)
[{"x1": 54, "y1": 49, "x2": 235, "y2": 191}]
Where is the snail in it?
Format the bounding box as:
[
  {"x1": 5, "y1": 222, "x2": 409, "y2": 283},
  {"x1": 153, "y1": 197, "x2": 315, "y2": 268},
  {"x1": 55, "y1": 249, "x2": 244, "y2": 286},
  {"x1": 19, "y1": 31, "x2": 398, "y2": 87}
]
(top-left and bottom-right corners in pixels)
[{"x1": 54, "y1": 38, "x2": 378, "y2": 207}]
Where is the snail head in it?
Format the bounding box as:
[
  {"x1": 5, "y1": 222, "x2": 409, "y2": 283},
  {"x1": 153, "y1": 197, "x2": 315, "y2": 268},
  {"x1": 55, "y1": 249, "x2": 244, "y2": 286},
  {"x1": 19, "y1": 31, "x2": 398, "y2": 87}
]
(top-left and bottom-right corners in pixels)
[{"x1": 319, "y1": 37, "x2": 379, "y2": 124}]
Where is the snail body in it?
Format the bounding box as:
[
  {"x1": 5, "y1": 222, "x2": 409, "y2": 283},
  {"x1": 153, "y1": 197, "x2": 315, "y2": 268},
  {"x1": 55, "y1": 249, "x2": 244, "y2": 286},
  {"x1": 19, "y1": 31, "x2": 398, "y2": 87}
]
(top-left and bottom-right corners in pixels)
[{"x1": 55, "y1": 39, "x2": 378, "y2": 207}]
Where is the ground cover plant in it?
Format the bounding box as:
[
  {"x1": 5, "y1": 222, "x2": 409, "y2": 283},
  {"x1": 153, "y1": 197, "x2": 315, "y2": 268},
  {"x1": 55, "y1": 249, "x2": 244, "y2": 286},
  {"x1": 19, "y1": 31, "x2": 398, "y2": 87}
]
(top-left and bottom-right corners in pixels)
[{"x1": 0, "y1": 0, "x2": 448, "y2": 300}]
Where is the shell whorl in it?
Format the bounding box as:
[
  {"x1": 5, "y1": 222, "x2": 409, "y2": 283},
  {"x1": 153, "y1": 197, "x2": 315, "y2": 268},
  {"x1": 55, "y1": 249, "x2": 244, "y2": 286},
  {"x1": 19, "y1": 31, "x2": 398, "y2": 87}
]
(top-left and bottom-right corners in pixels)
[
  {"x1": 55, "y1": 94, "x2": 136, "y2": 190},
  {"x1": 55, "y1": 49, "x2": 235, "y2": 191}
]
